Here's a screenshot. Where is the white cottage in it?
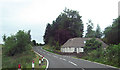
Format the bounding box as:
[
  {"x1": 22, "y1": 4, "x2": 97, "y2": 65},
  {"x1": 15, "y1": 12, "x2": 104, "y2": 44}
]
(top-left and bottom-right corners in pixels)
[{"x1": 61, "y1": 38, "x2": 107, "y2": 53}]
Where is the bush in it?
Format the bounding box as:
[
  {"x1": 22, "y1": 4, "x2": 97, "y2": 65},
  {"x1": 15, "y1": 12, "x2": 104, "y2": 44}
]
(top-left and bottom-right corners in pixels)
[
  {"x1": 3, "y1": 30, "x2": 32, "y2": 56},
  {"x1": 82, "y1": 43, "x2": 120, "y2": 68},
  {"x1": 84, "y1": 38, "x2": 102, "y2": 52},
  {"x1": 105, "y1": 44, "x2": 120, "y2": 67}
]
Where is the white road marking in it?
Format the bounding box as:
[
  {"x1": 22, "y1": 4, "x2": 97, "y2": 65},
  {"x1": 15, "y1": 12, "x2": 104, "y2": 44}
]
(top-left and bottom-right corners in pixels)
[
  {"x1": 59, "y1": 58, "x2": 62, "y2": 60},
  {"x1": 62, "y1": 58, "x2": 66, "y2": 61},
  {"x1": 68, "y1": 61, "x2": 78, "y2": 66}
]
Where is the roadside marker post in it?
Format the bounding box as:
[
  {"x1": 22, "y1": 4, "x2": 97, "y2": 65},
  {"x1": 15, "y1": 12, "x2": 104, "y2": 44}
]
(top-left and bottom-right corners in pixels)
[
  {"x1": 18, "y1": 64, "x2": 21, "y2": 70},
  {"x1": 32, "y1": 60, "x2": 34, "y2": 70},
  {"x1": 42, "y1": 56, "x2": 44, "y2": 63},
  {"x1": 39, "y1": 58, "x2": 41, "y2": 66}
]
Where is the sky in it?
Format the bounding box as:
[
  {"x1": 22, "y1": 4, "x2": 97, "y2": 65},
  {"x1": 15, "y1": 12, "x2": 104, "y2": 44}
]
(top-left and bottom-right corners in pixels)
[{"x1": 0, "y1": 0, "x2": 119, "y2": 44}]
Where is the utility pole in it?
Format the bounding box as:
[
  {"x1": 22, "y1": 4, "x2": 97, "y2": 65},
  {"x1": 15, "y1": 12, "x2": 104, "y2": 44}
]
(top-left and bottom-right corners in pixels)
[{"x1": 118, "y1": 1, "x2": 120, "y2": 16}]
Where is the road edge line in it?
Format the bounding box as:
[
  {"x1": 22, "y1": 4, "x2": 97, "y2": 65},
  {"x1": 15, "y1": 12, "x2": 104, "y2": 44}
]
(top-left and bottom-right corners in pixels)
[{"x1": 34, "y1": 51, "x2": 49, "y2": 70}]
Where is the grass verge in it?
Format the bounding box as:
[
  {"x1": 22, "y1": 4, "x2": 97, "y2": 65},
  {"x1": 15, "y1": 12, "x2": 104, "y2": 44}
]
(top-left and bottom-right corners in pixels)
[
  {"x1": 2, "y1": 49, "x2": 47, "y2": 70},
  {"x1": 0, "y1": 44, "x2": 3, "y2": 47},
  {"x1": 42, "y1": 45, "x2": 60, "y2": 55}
]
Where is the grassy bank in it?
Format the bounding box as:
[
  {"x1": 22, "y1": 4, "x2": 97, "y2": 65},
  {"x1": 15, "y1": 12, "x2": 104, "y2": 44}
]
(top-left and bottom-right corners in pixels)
[
  {"x1": 42, "y1": 45, "x2": 54, "y2": 53},
  {"x1": 81, "y1": 55, "x2": 120, "y2": 68},
  {"x1": 42, "y1": 45, "x2": 60, "y2": 55},
  {"x1": 0, "y1": 44, "x2": 3, "y2": 47},
  {"x1": 2, "y1": 49, "x2": 47, "y2": 70}
]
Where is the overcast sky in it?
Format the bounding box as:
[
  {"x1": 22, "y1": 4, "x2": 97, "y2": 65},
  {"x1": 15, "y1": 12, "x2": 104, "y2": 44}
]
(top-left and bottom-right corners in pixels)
[{"x1": 0, "y1": 0, "x2": 119, "y2": 44}]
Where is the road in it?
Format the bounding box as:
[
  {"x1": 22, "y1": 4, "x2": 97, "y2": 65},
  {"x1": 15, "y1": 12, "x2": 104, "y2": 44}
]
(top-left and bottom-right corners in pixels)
[{"x1": 33, "y1": 46, "x2": 119, "y2": 70}]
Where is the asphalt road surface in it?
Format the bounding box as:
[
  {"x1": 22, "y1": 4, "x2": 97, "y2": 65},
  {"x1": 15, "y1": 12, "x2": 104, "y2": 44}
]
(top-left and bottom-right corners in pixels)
[{"x1": 33, "y1": 46, "x2": 119, "y2": 70}]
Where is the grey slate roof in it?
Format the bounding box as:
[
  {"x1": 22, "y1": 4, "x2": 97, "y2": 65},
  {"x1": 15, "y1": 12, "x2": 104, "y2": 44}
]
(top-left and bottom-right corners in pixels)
[{"x1": 62, "y1": 38, "x2": 108, "y2": 48}]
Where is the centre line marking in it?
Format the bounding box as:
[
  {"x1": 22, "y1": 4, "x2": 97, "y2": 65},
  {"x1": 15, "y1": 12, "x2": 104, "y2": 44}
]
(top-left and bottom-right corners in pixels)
[
  {"x1": 62, "y1": 58, "x2": 66, "y2": 61},
  {"x1": 68, "y1": 61, "x2": 78, "y2": 66}
]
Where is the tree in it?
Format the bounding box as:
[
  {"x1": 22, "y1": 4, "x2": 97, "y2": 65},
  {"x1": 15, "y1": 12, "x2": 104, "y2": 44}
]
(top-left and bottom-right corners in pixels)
[
  {"x1": 103, "y1": 16, "x2": 120, "y2": 44},
  {"x1": 32, "y1": 40, "x2": 37, "y2": 46},
  {"x1": 95, "y1": 24, "x2": 102, "y2": 38},
  {"x1": 3, "y1": 30, "x2": 32, "y2": 56},
  {"x1": 105, "y1": 44, "x2": 120, "y2": 66},
  {"x1": 85, "y1": 20, "x2": 95, "y2": 38},
  {"x1": 2, "y1": 34, "x2": 6, "y2": 42},
  {"x1": 84, "y1": 38, "x2": 102, "y2": 52},
  {"x1": 27, "y1": 30, "x2": 31, "y2": 43},
  {"x1": 43, "y1": 23, "x2": 52, "y2": 44},
  {"x1": 43, "y1": 8, "x2": 83, "y2": 46}
]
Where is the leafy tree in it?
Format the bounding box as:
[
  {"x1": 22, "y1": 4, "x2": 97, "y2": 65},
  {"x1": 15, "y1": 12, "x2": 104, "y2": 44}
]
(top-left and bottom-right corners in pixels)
[
  {"x1": 55, "y1": 41, "x2": 60, "y2": 50},
  {"x1": 43, "y1": 23, "x2": 52, "y2": 44},
  {"x1": 44, "y1": 8, "x2": 83, "y2": 47},
  {"x1": 3, "y1": 30, "x2": 32, "y2": 56},
  {"x1": 2, "y1": 34, "x2": 6, "y2": 42},
  {"x1": 32, "y1": 40, "x2": 37, "y2": 46},
  {"x1": 103, "y1": 16, "x2": 120, "y2": 44},
  {"x1": 95, "y1": 24, "x2": 102, "y2": 38},
  {"x1": 84, "y1": 38, "x2": 102, "y2": 52},
  {"x1": 105, "y1": 44, "x2": 120, "y2": 66},
  {"x1": 3, "y1": 35, "x2": 17, "y2": 56},
  {"x1": 16, "y1": 30, "x2": 31, "y2": 53},
  {"x1": 27, "y1": 30, "x2": 31, "y2": 43},
  {"x1": 85, "y1": 20, "x2": 96, "y2": 38}
]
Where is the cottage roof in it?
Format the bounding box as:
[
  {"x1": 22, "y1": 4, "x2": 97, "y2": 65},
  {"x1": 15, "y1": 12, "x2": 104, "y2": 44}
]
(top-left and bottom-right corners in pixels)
[{"x1": 62, "y1": 38, "x2": 108, "y2": 48}]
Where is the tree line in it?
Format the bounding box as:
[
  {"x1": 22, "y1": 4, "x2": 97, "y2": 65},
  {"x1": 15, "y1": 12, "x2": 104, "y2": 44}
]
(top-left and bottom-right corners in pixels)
[
  {"x1": 43, "y1": 8, "x2": 108, "y2": 48},
  {"x1": 44, "y1": 8, "x2": 83, "y2": 48}
]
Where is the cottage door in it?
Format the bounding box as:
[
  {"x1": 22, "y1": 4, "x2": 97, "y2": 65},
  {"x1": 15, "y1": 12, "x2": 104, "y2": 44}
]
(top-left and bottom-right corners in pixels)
[{"x1": 74, "y1": 48, "x2": 77, "y2": 52}]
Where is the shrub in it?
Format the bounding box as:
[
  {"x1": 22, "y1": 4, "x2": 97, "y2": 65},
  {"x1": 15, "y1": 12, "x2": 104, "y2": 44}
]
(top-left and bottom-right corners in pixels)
[
  {"x1": 3, "y1": 30, "x2": 32, "y2": 56},
  {"x1": 105, "y1": 44, "x2": 120, "y2": 67},
  {"x1": 84, "y1": 38, "x2": 102, "y2": 52}
]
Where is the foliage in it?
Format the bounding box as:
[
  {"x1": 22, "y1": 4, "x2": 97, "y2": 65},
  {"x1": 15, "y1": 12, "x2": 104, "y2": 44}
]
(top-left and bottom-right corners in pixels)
[
  {"x1": 84, "y1": 38, "x2": 102, "y2": 52},
  {"x1": 32, "y1": 40, "x2": 37, "y2": 46},
  {"x1": 55, "y1": 41, "x2": 60, "y2": 50},
  {"x1": 103, "y1": 16, "x2": 120, "y2": 44},
  {"x1": 105, "y1": 44, "x2": 120, "y2": 66},
  {"x1": 82, "y1": 43, "x2": 120, "y2": 68},
  {"x1": 2, "y1": 34, "x2": 6, "y2": 42},
  {"x1": 43, "y1": 8, "x2": 83, "y2": 47},
  {"x1": 85, "y1": 20, "x2": 95, "y2": 38},
  {"x1": 2, "y1": 50, "x2": 36, "y2": 69},
  {"x1": 95, "y1": 24, "x2": 102, "y2": 38},
  {"x1": 2, "y1": 30, "x2": 32, "y2": 56},
  {"x1": 85, "y1": 20, "x2": 102, "y2": 38}
]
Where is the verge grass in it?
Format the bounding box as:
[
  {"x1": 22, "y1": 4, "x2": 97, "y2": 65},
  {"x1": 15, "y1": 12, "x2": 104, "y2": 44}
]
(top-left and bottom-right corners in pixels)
[{"x1": 2, "y1": 50, "x2": 47, "y2": 70}]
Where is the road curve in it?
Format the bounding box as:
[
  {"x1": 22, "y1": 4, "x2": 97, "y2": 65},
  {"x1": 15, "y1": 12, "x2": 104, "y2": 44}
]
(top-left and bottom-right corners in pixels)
[{"x1": 33, "y1": 46, "x2": 119, "y2": 70}]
